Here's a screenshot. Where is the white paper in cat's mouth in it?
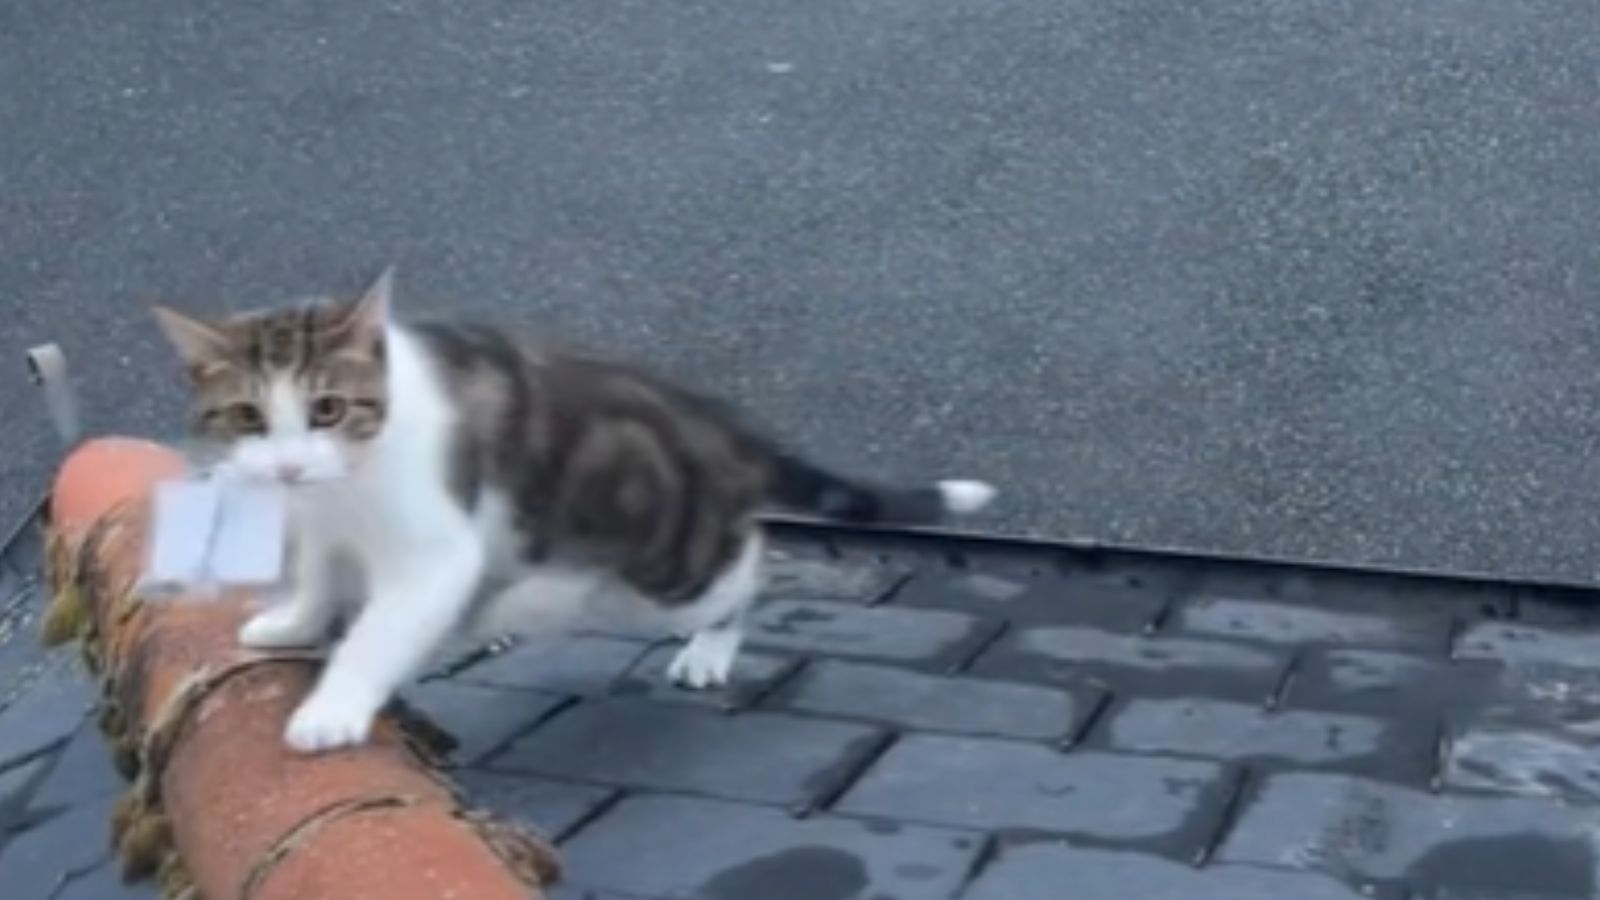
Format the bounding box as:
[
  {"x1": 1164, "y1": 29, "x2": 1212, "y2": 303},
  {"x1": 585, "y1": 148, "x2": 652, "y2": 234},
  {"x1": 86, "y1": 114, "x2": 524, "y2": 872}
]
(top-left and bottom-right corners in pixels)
[{"x1": 138, "y1": 476, "x2": 289, "y2": 600}]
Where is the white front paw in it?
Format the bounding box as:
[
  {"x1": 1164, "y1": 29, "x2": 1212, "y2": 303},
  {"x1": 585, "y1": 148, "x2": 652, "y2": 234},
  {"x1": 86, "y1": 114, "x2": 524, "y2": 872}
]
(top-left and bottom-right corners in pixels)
[
  {"x1": 284, "y1": 685, "x2": 380, "y2": 753},
  {"x1": 239, "y1": 602, "x2": 326, "y2": 649},
  {"x1": 666, "y1": 631, "x2": 741, "y2": 690}
]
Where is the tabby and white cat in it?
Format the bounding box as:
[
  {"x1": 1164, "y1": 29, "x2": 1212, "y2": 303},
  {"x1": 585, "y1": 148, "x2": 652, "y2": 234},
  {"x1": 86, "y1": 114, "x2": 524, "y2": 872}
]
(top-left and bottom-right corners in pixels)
[{"x1": 152, "y1": 270, "x2": 995, "y2": 753}]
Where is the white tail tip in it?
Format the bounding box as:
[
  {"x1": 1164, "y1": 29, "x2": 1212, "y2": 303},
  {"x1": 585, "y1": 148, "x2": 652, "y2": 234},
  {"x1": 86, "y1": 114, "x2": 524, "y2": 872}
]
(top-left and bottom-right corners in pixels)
[{"x1": 936, "y1": 480, "x2": 998, "y2": 515}]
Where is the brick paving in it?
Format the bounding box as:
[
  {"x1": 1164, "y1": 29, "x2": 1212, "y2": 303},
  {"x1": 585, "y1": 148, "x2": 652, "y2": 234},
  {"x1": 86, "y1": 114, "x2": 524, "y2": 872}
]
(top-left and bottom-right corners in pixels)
[{"x1": 6, "y1": 516, "x2": 1600, "y2": 898}]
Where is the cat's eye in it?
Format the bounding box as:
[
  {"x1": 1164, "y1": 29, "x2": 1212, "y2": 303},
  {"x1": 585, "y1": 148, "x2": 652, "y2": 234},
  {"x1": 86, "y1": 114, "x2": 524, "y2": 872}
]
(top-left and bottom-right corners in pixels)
[
  {"x1": 226, "y1": 403, "x2": 265, "y2": 434},
  {"x1": 310, "y1": 395, "x2": 348, "y2": 428}
]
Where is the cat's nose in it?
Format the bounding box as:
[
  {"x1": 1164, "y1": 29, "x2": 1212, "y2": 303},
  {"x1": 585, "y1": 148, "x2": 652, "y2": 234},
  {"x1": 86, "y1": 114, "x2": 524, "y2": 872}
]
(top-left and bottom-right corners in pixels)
[{"x1": 276, "y1": 462, "x2": 305, "y2": 483}]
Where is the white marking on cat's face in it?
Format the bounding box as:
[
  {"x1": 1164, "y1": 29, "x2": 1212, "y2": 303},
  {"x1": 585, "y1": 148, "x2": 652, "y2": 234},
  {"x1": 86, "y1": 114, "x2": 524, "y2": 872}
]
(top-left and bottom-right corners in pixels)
[{"x1": 227, "y1": 377, "x2": 351, "y2": 484}]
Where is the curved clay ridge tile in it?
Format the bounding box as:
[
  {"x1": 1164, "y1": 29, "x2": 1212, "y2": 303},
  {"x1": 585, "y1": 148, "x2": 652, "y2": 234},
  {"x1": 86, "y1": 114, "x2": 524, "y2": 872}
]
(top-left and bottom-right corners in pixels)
[{"x1": 40, "y1": 437, "x2": 560, "y2": 900}]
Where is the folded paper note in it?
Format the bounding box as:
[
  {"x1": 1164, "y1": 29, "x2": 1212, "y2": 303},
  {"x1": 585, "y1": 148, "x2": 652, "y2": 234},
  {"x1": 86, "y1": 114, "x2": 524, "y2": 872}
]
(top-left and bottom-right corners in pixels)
[{"x1": 141, "y1": 476, "x2": 288, "y2": 597}]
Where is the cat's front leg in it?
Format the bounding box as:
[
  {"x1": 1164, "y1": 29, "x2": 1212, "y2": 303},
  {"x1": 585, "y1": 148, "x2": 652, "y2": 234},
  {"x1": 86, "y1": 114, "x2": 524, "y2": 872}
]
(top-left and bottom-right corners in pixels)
[{"x1": 284, "y1": 532, "x2": 485, "y2": 753}]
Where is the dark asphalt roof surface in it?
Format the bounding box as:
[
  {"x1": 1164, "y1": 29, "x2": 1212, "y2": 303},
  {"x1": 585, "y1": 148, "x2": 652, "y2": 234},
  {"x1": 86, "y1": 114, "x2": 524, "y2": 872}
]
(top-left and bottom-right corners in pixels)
[
  {"x1": 8, "y1": 515, "x2": 1600, "y2": 899},
  {"x1": 5, "y1": 2, "x2": 1600, "y2": 583}
]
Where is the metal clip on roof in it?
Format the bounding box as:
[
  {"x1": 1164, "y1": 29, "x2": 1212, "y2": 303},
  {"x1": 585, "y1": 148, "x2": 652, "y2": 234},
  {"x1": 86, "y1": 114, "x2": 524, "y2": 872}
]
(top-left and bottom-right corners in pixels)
[{"x1": 26, "y1": 343, "x2": 81, "y2": 450}]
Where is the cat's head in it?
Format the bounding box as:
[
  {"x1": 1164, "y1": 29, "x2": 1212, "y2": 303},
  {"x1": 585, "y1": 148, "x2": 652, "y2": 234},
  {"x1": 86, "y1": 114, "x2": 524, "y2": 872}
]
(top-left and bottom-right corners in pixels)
[{"x1": 151, "y1": 269, "x2": 394, "y2": 485}]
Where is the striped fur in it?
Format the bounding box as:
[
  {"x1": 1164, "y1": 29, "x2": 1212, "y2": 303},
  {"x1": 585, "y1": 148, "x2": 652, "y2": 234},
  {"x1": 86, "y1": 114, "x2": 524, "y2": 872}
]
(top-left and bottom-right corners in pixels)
[
  {"x1": 154, "y1": 294, "x2": 388, "y2": 446},
  {"x1": 156, "y1": 296, "x2": 992, "y2": 602},
  {"x1": 156, "y1": 283, "x2": 995, "y2": 604},
  {"x1": 151, "y1": 271, "x2": 995, "y2": 752}
]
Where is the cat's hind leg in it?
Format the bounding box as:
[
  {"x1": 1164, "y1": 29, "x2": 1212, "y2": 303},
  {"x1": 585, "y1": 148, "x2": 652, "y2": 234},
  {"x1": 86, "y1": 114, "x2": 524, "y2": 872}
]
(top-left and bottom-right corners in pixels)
[
  {"x1": 665, "y1": 532, "x2": 764, "y2": 690},
  {"x1": 460, "y1": 566, "x2": 605, "y2": 643}
]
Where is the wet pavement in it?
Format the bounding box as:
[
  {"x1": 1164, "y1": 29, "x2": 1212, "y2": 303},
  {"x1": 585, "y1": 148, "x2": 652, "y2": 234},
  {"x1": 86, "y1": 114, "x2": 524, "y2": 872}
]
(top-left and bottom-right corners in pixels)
[{"x1": 9, "y1": 510, "x2": 1600, "y2": 898}]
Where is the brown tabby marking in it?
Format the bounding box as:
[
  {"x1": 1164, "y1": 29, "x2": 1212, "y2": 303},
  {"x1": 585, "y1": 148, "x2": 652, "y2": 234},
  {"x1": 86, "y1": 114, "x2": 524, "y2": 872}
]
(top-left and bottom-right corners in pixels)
[
  {"x1": 153, "y1": 297, "x2": 389, "y2": 444},
  {"x1": 155, "y1": 285, "x2": 974, "y2": 607},
  {"x1": 412, "y1": 321, "x2": 771, "y2": 603}
]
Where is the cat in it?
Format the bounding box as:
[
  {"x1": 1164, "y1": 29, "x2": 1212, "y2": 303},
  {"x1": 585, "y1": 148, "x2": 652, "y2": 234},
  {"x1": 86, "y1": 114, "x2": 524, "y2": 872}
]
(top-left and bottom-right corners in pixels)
[{"x1": 151, "y1": 269, "x2": 996, "y2": 753}]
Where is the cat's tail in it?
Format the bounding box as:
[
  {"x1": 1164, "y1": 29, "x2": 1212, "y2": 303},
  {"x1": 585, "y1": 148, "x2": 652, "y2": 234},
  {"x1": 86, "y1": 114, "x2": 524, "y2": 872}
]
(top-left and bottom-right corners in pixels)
[{"x1": 764, "y1": 450, "x2": 997, "y2": 526}]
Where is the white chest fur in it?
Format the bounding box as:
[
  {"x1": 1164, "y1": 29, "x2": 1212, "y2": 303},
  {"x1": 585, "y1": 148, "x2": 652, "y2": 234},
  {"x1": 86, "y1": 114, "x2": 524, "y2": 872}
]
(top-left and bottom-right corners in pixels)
[{"x1": 292, "y1": 324, "x2": 463, "y2": 558}]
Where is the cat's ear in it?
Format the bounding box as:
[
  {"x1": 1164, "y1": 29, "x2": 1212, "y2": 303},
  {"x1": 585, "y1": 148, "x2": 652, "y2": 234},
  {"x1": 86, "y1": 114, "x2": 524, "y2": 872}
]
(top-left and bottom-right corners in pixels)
[
  {"x1": 349, "y1": 266, "x2": 395, "y2": 338},
  {"x1": 151, "y1": 304, "x2": 230, "y2": 370}
]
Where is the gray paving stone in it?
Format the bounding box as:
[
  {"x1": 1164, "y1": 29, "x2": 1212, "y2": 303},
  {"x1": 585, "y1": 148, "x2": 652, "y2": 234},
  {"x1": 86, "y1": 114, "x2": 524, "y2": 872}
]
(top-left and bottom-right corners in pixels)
[
  {"x1": 747, "y1": 599, "x2": 984, "y2": 664},
  {"x1": 895, "y1": 567, "x2": 1170, "y2": 632},
  {"x1": 1485, "y1": 663, "x2": 1600, "y2": 727},
  {"x1": 891, "y1": 570, "x2": 1032, "y2": 609},
  {"x1": 0, "y1": 520, "x2": 43, "y2": 571},
  {"x1": 1189, "y1": 568, "x2": 1477, "y2": 617},
  {"x1": 920, "y1": 570, "x2": 1033, "y2": 604},
  {"x1": 1512, "y1": 593, "x2": 1600, "y2": 629},
  {"x1": 1014, "y1": 626, "x2": 1283, "y2": 671},
  {"x1": 762, "y1": 550, "x2": 909, "y2": 604},
  {"x1": 53, "y1": 861, "x2": 160, "y2": 900},
  {"x1": 455, "y1": 634, "x2": 651, "y2": 695},
  {"x1": 1291, "y1": 649, "x2": 1492, "y2": 715},
  {"x1": 570, "y1": 621, "x2": 670, "y2": 642},
  {"x1": 0, "y1": 799, "x2": 113, "y2": 900},
  {"x1": 613, "y1": 644, "x2": 796, "y2": 710},
  {"x1": 964, "y1": 843, "x2": 1372, "y2": 900},
  {"x1": 454, "y1": 770, "x2": 618, "y2": 840},
  {"x1": 402, "y1": 681, "x2": 569, "y2": 766},
  {"x1": 26, "y1": 722, "x2": 123, "y2": 812},
  {"x1": 495, "y1": 700, "x2": 883, "y2": 807},
  {"x1": 0, "y1": 667, "x2": 93, "y2": 772},
  {"x1": 560, "y1": 793, "x2": 981, "y2": 900},
  {"x1": 1296, "y1": 650, "x2": 1600, "y2": 735},
  {"x1": 973, "y1": 625, "x2": 1286, "y2": 700},
  {"x1": 545, "y1": 889, "x2": 642, "y2": 900},
  {"x1": 1420, "y1": 883, "x2": 1580, "y2": 890},
  {"x1": 0, "y1": 531, "x2": 43, "y2": 624},
  {"x1": 0, "y1": 755, "x2": 47, "y2": 822},
  {"x1": 1221, "y1": 773, "x2": 1600, "y2": 897},
  {"x1": 0, "y1": 584, "x2": 49, "y2": 710},
  {"x1": 1456, "y1": 623, "x2": 1600, "y2": 670},
  {"x1": 1179, "y1": 596, "x2": 1448, "y2": 651},
  {"x1": 836, "y1": 734, "x2": 1228, "y2": 851},
  {"x1": 924, "y1": 544, "x2": 1054, "y2": 580},
  {"x1": 0, "y1": 574, "x2": 28, "y2": 621},
  {"x1": 1105, "y1": 698, "x2": 1403, "y2": 772},
  {"x1": 1443, "y1": 723, "x2": 1600, "y2": 805},
  {"x1": 776, "y1": 659, "x2": 1084, "y2": 740}
]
